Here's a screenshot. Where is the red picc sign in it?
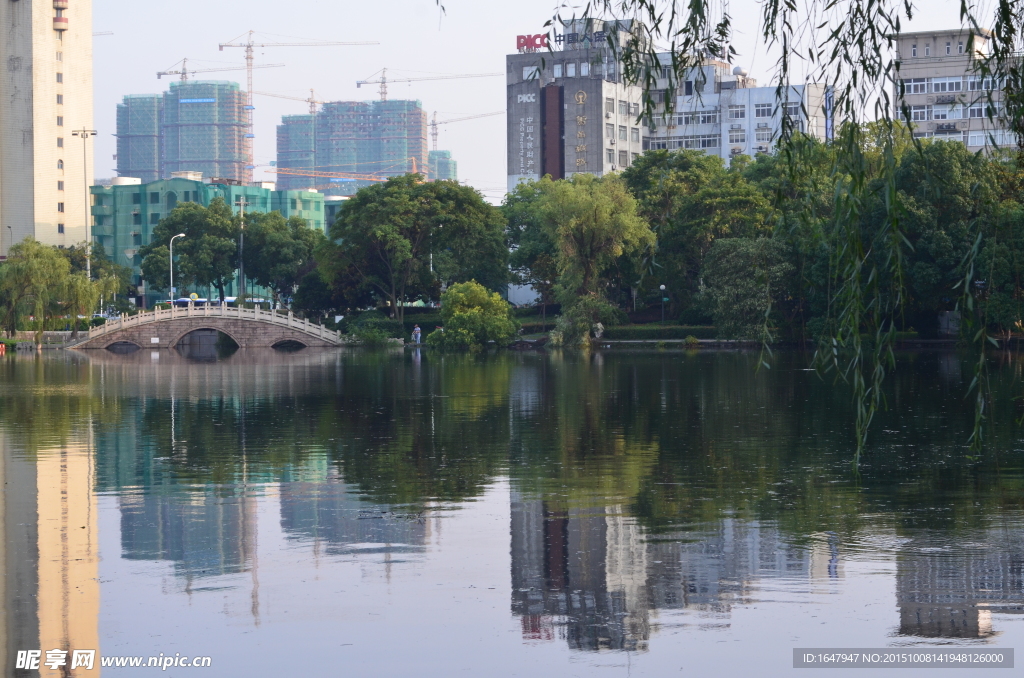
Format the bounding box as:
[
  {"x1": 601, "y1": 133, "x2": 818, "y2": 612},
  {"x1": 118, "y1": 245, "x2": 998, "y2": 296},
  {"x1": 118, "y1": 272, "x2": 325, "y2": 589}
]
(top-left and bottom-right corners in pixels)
[{"x1": 516, "y1": 34, "x2": 548, "y2": 50}]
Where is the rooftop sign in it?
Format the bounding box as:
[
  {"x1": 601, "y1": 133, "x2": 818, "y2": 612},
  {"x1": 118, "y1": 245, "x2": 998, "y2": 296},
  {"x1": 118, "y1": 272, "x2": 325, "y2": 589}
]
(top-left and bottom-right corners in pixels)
[{"x1": 179, "y1": 98, "x2": 216, "y2": 103}]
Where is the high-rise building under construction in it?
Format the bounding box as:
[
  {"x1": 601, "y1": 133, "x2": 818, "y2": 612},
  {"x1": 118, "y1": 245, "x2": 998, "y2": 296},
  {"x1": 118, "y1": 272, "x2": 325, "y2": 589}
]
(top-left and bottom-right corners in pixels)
[
  {"x1": 115, "y1": 81, "x2": 248, "y2": 182},
  {"x1": 275, "y1": 99, "x2": 429, "y2": 192}
]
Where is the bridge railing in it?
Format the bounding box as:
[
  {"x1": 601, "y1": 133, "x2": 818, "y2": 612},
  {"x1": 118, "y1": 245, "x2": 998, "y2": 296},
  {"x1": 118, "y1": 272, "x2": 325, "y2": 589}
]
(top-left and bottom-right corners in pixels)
[{"x1": 76, "y1": 304, "x2": 342, "y2": 345}]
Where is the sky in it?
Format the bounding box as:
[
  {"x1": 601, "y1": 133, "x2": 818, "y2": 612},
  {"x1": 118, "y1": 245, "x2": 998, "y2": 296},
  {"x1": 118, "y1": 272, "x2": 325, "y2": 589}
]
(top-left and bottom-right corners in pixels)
[{"x1": 93, "y1": 0, "x2": 979, "y2": 203}]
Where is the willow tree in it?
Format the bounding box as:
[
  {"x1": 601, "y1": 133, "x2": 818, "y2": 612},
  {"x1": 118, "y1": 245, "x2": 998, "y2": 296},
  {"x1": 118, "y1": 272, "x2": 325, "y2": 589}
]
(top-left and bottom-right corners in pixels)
[
  {"x1": 503, "y1": 0, "x2": 1024, "y2": 456},
  {"x1": 538, "y1": 174, "x2": 655, "y2": 345}
]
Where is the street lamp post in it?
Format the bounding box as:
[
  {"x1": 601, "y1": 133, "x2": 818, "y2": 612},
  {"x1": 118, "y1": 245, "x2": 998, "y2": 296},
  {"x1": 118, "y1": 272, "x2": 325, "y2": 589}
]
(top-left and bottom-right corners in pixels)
[
  {"x1": 660, "y1": 284, "x2": 666, "y2": 322},
  {"x1": 236, "y1": 197, "x2": 249, "y2": 301},
  {"x1": 169, "y1": 233, "x2": 186, "y2": 304},
  {"x1": 71, "y1": 129, "x2": 97, "y2": 278}
]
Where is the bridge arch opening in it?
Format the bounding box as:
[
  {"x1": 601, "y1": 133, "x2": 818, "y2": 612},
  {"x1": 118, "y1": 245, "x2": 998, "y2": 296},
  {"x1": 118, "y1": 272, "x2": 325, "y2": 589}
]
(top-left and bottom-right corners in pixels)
[
  {"x1": 174, "y1": 329, "x2": 239, "y2": 361},
  {"x1": 105, "y1": 341, "x2": 141, "y2": 354},
  {"x1": 272, "y1": 339, "x2": 307, "y2": 352}
]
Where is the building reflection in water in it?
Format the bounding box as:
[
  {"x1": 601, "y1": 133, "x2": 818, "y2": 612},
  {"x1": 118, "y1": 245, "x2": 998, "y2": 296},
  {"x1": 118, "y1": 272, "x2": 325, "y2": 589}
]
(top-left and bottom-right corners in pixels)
[
  {"x1": 896, "y1": 533, "x2": 1024, "y2": 638},
  {"x1": 278, "y1": 455, "x2": 428, "y2": 558},
  {"x1": 511, "y1": 490, "x2": 837, "y2": 652},
  {"x1": 2, "y1": 438, "x2": 100, "y2": 677}
]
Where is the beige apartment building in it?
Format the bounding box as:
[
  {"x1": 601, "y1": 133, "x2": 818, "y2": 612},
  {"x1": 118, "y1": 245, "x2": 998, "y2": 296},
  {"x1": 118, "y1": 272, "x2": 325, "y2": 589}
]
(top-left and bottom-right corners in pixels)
[
  {"x1": 894, "y1": 29, "x2": 1012, "y2": 149},
  {"x1": 0, "y1": 0, "x2": 93, "y2": 259}
]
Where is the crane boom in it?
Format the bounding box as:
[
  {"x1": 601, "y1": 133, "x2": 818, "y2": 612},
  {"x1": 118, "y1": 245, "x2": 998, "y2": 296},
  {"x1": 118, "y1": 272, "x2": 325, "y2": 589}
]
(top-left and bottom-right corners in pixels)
[
  {"x1": 356, "y1": 68, "x2": 502, "y2": 101},
  {"x1": 429, "y1": 111, "x2": 503, "y2": 150},
  {"x1": 158, "y1": 58, "x2": 284, "y2": 81},
  {"x1": 217, "y1": 30, "x2": 378, "y2": 182}
]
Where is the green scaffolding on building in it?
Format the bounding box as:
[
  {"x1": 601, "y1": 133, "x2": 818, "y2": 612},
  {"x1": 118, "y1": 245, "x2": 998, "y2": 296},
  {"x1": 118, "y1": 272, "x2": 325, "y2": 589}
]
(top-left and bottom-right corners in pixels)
[{"x1": 275, "y1": 99, "x2": 431, "y2": 193}]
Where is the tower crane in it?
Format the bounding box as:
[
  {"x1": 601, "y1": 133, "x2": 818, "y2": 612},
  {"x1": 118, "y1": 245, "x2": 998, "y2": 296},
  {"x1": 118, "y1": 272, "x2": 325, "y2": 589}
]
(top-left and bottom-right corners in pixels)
[
  {"x1": 158, "y1": 58, "x2": 284, "y2": 81},
  {"x1": 218, "y1": 30, "x2": 379, "y2": 182},
  {"x1": 356, "y1": 68, "x2": 502, "y2": 102},
  {"x1": 430, "y1": 111, "x2": 504, "y2": 150}
]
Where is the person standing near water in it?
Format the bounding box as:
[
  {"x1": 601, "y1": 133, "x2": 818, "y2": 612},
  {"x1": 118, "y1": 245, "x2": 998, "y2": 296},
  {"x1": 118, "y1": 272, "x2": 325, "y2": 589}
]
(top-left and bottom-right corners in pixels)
[{"x1": 412, "y1": 325, "x2": 421, "y2": 344}]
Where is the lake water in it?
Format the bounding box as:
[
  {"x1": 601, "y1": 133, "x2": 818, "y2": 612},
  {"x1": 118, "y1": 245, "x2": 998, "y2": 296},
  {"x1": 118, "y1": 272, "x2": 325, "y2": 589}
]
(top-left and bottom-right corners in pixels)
[{"x1": 2, "y1": 347, "x2": 1023, "y2": 676}]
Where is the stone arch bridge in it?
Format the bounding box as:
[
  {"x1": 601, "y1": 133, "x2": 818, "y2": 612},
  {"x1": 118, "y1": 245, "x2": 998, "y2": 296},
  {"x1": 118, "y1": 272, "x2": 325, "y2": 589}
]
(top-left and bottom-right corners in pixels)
[{"x1": 67, "y1": 305, "x2": 344, "y2": 350}]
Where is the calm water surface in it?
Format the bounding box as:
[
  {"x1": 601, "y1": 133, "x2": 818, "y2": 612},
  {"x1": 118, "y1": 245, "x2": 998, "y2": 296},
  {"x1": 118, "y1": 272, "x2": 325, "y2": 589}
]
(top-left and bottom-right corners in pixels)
[{"x1": 2, "y1": 347, "x2": 1024, "y2": 677}]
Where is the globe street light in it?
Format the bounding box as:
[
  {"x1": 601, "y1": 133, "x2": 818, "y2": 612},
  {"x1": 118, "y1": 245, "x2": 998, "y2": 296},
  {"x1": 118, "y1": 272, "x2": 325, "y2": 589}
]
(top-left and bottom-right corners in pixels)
[
  {"x1": 169, "y1": 233, "x2": 186, "y2": 304},
  {"x1": 660, "y1": 284, "x2": 667, "y2": 322}
]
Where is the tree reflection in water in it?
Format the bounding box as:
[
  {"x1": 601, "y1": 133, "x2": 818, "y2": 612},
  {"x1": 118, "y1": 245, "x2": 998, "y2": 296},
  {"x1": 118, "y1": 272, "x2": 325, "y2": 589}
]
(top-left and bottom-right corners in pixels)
[{"x1": 1, "y1": 348, "x2": 1024, "y2": 652}]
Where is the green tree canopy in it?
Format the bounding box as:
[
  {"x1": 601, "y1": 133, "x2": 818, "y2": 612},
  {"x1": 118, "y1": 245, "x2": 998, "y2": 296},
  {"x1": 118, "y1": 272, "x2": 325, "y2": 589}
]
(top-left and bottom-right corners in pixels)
[
  {"x1": 242, "y1": 212, "x2": 326, "y2": 307},
  {"x1": 140, "y1": 197, "x2": 238, "y2": 300},
  {"x1": 322, "y1": 175, "x2": 506, "y2": 322},
  {"x1": 534, "y1": 173, "x2": 654, "y2": 344},
  {"x1": 622, "y1": 149, "x2": 773, "y2": 311},
  {"x1": 426, "y1": 280, "x2": 519, "y2": 349}
]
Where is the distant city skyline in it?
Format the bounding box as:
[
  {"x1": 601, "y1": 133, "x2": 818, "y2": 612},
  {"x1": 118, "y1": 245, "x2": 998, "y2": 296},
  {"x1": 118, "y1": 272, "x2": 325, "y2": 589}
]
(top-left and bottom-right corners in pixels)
[{"x1": 94, "y1": 0, "x2": 974, "y2": 203}]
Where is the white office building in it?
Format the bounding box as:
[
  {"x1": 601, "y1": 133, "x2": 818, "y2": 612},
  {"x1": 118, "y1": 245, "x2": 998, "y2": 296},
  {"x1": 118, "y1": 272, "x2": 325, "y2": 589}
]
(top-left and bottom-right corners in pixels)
[
  {"x1": 893, "y1": 29, "x2": 1013, "y2": 150},
  {"x1": 0, "y1": 0, "x2": 93, "y2": 258},
  {"x1": 645, "y1": 63, "x2": 831, "y2": 162}
]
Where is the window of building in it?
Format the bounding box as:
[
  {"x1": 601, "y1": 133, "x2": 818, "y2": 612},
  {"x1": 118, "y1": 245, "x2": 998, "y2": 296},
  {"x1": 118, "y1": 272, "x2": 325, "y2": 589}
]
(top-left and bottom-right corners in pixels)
[
  {"x1": 660, "y1": 66, "x2": 672, "y2": 79},
  {"x1": 57, "y1": 202, "x2": 64, "y2": 213},
  {"x1": 729, "y1": 129, "x2": 746, "y2": 144},
  {"x1": 728, "y1": 105, "x2": 746, "y2": 119},
  {"x1": 606, "y1": 148, "x2": 615, "y2": 164},
  {"x1": 682, "y1": 134, "x2": 719, "y2": 149},
  {"x1": 629, "y1": 102, "x2": 640, "y2": 117},
  {"x1": 946, "y1": 42, "x2": 952, "y2": 55},
  {"x1": 56, "y1": 137, "x2": 63, "y2": 147},
  {"x1": 57, "y1": 159, "x2": 63, "y2": 170},
  {"x1": 619, "y1": 100, "x2": 628, "y2": 115},
  {"x1": 606, "y1": 123, "x2": 615, "y2": 138},
  {"x1": 291, "y1": 198, "x2": 298, "y2": 210},
  {"x1": 631, "y1": 127, "x2": 640, "y2": 142},
  {"x1": 684, "y1": 80, "x2": 693, "y2": 96},
  {"x1": 56, "y1": 94, "x2": 63, "y2": 105},
  {"x1": 580, "y1": 62, "x2": 590, "y2": 76},
  {"x1": 149, "y1": 192, "x2": 159, "y2": 204},
  {"x1": 57, "y1": 223, "x2": 65, "y2": 234},
  {"x1": 968, "y1": 76, "x2": 998, "y2": 91},
  {"x1": 756, "y1": 128, "x2": 774, "y2": 142},
  {"x1": 133, "y1": 212, "x2": 141, "y2": 225},
  {"x1": 968, "y1": 102, "x2": 999, "y2": 118},
  {"x1": 933, "y1": 104, "x2": 962, "y2": 120},
  {"x1": 911, "y1": 105, "x2": 931, "y2": 121},
  {"x1": 523, "y1": 67, "x2": 539, "y2": 81},
  {"x1": 958, "y1": 40, "x2": 964, "y2": 54},
  {"x1": 618, "y1": 150, "x2": 628, "y2": 166},
  {"x1": 302, "y1": 199, "x2": 311, "y2": 210},
  {"x1": 754, "y1": 103, "x2": 772, "y2": 118},
  {"x1": 566, "y1": 62, "x2": 576, "y2": 77},
  {"x1": 911, "y1": 44, "x2": 917, "y2": 57},
  {"x1": 56, "y1": 51, "x2": 62, "y2": 61},
  {"x1": 618, "y1": 125, "x2": 627, "y2": 140},
  {"x1": 681, "y1": 110, "x2": 718, "y2": 125},
  {"x1": 553, "y1": 64, "x2": 563, "y2": 78},
  {"x1": 931, "y1": 76, "x2": 962, "y2": 92},
  {"x1": 784, "y1": 102, "x2": 801, "y2": 118},
  {"x1": 605, "y1": 97, "x2": 614, "y2": 114},
  {"x1": 632, "y1": 152, "x2": 639, "y2": 163},
  {"x1": 56, "y1": 72, "x2": 62, "y2": 83},
  {"x1": 315, "y1": 201, "x2": 321, "y2": 211},
  {"x1": 57, "y1": 181, "x2": 63, "y2": 191},
  {"x1": 925, "y1": 43, "x2": 931, "y2": 56},
  {"x1": 150, "y1": 213, "x2": 160, "y2": 224},
  {"x1": 56, "y1": 116, "x2": 63, "y2": 126},
  {"x1": 903, "y1": 78, "x2": 928, "y2": 94},
  {"x1": 607, "y1": 61, "x2": 616, "y2": 78},
  {"x1": 132, "y1": 193, "x2": 141, "y2": 205}
]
